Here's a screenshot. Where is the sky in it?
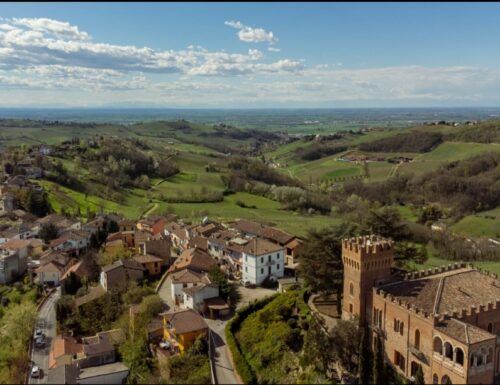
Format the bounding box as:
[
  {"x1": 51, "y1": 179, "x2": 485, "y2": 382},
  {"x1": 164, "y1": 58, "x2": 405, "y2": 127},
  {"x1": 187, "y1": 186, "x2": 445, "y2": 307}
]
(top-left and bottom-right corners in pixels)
[{"x1": 0, "y1": 2, "x2": 500, "y2": 108}]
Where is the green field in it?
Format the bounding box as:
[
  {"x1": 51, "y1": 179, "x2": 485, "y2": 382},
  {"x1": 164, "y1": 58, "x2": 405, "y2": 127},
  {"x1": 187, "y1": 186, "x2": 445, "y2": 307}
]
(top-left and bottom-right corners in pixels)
[
  {"x1": 451, "y1": 207, "x2": 500, "y2": 238},
  {"x1": 412, "y1": 254, "x2": 500, "y2": 277}
]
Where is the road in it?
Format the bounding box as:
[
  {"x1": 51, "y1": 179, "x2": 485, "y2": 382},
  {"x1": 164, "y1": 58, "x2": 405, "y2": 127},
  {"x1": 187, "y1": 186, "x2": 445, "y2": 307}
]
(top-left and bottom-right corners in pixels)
[
  {"x1": 29, "y1": 288, "x2": 60, "y2": 384},
  {"x1": 205, "y1": 318, "x2": 238, "y2": 385}
]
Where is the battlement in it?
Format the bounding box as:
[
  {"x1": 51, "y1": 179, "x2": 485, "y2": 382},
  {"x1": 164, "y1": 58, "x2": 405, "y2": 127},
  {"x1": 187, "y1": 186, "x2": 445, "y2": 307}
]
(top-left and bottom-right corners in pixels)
[
  {"x1": 342, "y1": 235, "x2": 393, "y2": 255},
  {"x1": 375, "y1": 263, "x2": 500, "y2": 324}
]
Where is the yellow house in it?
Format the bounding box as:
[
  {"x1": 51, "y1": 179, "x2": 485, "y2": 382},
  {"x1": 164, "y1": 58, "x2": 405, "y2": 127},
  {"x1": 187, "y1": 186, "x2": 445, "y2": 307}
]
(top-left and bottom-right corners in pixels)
[{"x1": 160, "y1": 309, "x2": 208, "y2": 353}]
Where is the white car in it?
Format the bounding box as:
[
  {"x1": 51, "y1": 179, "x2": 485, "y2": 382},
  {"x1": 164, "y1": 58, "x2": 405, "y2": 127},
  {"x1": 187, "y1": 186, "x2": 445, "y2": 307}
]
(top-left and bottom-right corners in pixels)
[
  {"x1": 30, "y1": 365, "x2": 40, "y2": 378},
  {"x1": 34, "y1": 329, "x2": 43, "y2": 339}
]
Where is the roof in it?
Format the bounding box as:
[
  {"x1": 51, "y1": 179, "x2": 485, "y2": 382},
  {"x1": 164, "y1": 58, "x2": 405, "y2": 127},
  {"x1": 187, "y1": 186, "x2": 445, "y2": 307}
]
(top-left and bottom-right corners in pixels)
[
  {"x1": 204, "y1": 296, "x2": 229, "y2": 310},
  {"x1": 36, "y1": 261, "x2": 65, "y2": 274},
  {"x1": 169, "y1": 247, "x2": 217, "y2": 273},
  {"x1": 27, "y1": 238, "x2": 44, "y2": 248},
  {"x1": 231, "y1": 219, "x2": 266, "y2": 235},
  {"x1": 47, "y1": 364, "x2": 79, "y2": 385},
  {"x1": 102, "y1": 258, "x2": 146, "y2": 274},
  {"x1": 105, "y1": 238, "x2": 124, "y2": 248},
  {"x1": 380, "y1": 267, "x2": 500, "y2": 316},
  {"x1": 242, "y1": 237, "x2": 284, "y2": 256},
  {"x1": 171, "y1": 268, "x2": 209, "y2": 284},
  {"x1": 285, "y1": 238, "x2": 302, "y2": 249},
  {"x1": 74, "y1": 286, "x2": 106, "y2": 308},
  {"x1": 78, "y1": 362, "x2": 129, "y2": 380},
  {"x1": 119, "y1": 219, "x2": 136, "y2": 227},
  {"x1": 435, "y1": 318, "x2": 495, "y2": 345},
  {"x1": 133, "y1": 254, "x2": 164, "y2": 264},
  {"x1": 260, "y1": 227, "x2": 295, "y2": 245},
  {"x1": 50, "y1": 230, "x2": 88, "y2": 248},
  {"x1": 0, "y1": 238, "x2": 31, "y2": 250},
  {"x1": 49, "y1": 336, "x2": 83, "y2": 369},
  {"x1": 182, "y1": 283, "x2": 216, "y2": 296},
  {"x1": 189, "y1": 236, "x2": 208, "y2": 250},
  {"x1": 60, "y1": 260, "x2": 92, "y2": 280},
  {"x1": 161, "y1": 309, "x2": 208, "y2": 334},
  {"x1": 147, "y1": 316, "x2": 164, "y2": 334}
]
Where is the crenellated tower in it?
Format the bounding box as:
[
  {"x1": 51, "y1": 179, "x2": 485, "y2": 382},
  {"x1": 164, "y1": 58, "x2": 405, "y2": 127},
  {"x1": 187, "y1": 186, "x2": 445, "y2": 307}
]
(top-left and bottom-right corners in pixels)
[{"x1": 341, "y1": 235, "x2": 394, "y2": 324}]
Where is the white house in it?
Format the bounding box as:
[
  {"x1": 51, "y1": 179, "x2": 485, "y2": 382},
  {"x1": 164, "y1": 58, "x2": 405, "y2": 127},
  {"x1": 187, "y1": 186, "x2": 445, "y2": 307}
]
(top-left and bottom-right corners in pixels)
[
  {"x1": 241, "y1": 238, "x2": 285, "y2": 286},
  {"x1": 36, "y1": 261, "x2": 66, "y2": 286},
  {"x1": 182, "y1": 283, "x2": 219, "y2": 312},
  {"x1": 50, "y1": 231, "x2": 89, "y2": 256}
]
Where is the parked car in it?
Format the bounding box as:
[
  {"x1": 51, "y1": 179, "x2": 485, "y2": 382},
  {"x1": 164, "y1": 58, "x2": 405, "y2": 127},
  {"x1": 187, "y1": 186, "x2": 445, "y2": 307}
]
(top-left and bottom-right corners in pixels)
[
  {"x1": 30, "y1": 365, "x2": 40, "y2": 378},
  {"x1": 35, "y1": 336, "x2": 45, "y2": 348}
]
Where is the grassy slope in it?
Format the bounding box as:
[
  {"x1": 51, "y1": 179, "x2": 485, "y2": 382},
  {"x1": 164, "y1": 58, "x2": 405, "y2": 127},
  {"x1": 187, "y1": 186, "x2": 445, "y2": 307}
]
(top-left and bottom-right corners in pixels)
[{"x1": 451, "y1": 207, "x2": 500, "y2": 238}]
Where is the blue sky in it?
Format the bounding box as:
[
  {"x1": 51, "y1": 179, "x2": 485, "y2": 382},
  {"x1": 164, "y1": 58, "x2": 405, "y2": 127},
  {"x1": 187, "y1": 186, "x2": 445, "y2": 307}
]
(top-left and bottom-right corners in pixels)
[{"x1": 0, "y1": 2, "x2": 499, "y2": 107}]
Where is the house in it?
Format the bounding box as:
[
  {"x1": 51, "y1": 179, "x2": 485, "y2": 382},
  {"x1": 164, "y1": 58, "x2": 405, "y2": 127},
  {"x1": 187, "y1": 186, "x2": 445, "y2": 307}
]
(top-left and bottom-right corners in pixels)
[
  {"x1": 100, "y1": 259, "x2": 145, "y2": 292},
  {"x1": 168, "y1": 224, "x2": 192, "y2": 251},
  {"x1": 36, "y1": 260, "x2": 67, "y2": 285},
  {"x1": 48, "y1": 335, "x2": 83, "y2": 369},
  {"x1": 161, "y1": 309, "x2": 209, "y2": 353},
  {"x1": 229, "y1": 219, "x2": 266, "y2": 238},
  {"x1": 342, "y1": 234, "x2": 500, "y2": 385},
  {"x1": 241, "y1": 238, "x2": 285, "y2": 285},
  {"x1": 27, "y1": 238, "x2": 44, "y2": 257},
  {"x1": 133, "y1": 254, "x2": 164, "y2": 276},
  {"x1": 118, "y1": 219, "x2": 136, "y2": 232},
  {"x1": 76, "y1": 361, "x2": 129, "y2": 385},
  {"x1": 139, "y1": 238, "x2": 171, "y2": 261},
  {"x1": 137, "y1": 216, "x2": 170, "y2": 236},
  {"x1": 35, "y1": 214, "x2": 81, "y2": 233},
  {"x1": 76, "y1": 329, "x2": 125, "y2": 368},
  {"x1": 168, "y1": 247, "x2": 217, "y2": 275},
  {"x1": 39, "y1": 145, "x2": 53, "y2": 156},
  {"x1": 182, "y1": 282, "x2": 219, "y2": 313},
  {"x1": 431, "y1": 222, "x2": 448, "y2": 232},
  {"x1": 0, "y1": 249, "x2": 23, "y2": 284},
  {"x1": 170, "y1": 269, "x2": 212, "y2": 306},
  {"x1": 50, "y1": 230, "x2": 89, "y2": 256},
  {"x1": 284, "y1": 238, "x2": 302, "y2": 270},
  {"x1": 0, "y1": 193, "x2": 15, "y2": 215}
]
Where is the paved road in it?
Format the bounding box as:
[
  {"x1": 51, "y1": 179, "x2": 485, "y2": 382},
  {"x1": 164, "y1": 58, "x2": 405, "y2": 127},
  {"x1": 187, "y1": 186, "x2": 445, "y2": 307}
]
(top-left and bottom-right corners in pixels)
[
  {"x1": 29, "y1": 288, "x2": 60, "y2": 384},
  {"x1": 205, "y1": 318, "x2": 238, "y2": 385}
]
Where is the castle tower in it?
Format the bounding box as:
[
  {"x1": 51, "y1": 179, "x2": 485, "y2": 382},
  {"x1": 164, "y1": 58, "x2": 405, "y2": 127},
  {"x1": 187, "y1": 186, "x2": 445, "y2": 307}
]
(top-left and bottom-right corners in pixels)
[{"x1": 341, "y1": 235, "x2": 394, "y2": 324}]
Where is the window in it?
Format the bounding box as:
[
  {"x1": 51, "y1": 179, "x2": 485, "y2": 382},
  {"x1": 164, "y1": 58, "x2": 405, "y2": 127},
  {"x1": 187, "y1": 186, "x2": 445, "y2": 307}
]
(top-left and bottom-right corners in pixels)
[
  {"x1": 433, "y1": 337, "x2": 443, "y2": 355},
  {"x1": 349, "y1": 303, "x2": 353, "y2": 313},
  {"x1": 455, "y1": 347, "x2": 464, "y2": 366},
  {"x1": 414, "y1": 329, "x2": 420, "y2": 350},
  {"x1": 400, "y1": 322, "x2": 404, "y2": 335},
  {"x1": 277, "y1": 264, "x2": 280, "y2": 270},
  {"x1": 488, "y1": 323, "x2": 493, "y2": 333},
  {"x1": 432, "y1": 374, "x2": 438, "y2": 384},
  {"x1": 261, "y1": 257, "x2": 264, "y2": 264},
  {"x1": 350, "y1": 283, "x2": 354, "y2": 296},
  {"x1": 245, "y1": 255, "x2": 248, "y2": 262},
  {"x1": 268, "y1": 255, "x2": 271, "y2": 262},
  {"x1": 443, "y1": 342, "x2": 453, "y2": 360},
  {"x1": 261, "y1": 268, "x2": 264, "y2": 274},
  {"x1": 245, "y1": 267, "x2": 247, "y2": 272},
  {"x1": 394, "y1": 350, "x2": 405, "y2": 371},
  {"x1": 277, "y1": 253, "x2": 280, "y2": 259}
]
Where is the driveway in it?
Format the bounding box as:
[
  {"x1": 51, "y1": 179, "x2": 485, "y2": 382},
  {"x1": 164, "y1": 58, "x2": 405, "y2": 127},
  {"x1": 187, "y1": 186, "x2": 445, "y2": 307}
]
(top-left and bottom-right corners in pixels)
[
  {"x1": 234, "y1": 286, "x2": 276, "y2": 310},
  {"x1": 29, "y1": 287, "x2": 61, "y2": 384}
]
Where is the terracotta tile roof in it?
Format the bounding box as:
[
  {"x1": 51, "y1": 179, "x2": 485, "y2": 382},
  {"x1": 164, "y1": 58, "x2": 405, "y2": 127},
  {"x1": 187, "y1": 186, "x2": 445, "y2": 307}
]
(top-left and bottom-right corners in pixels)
[
  {"x1": 231, "y1": 219, "x2": 266, "y2": 236},
  {"x1": 436, "y1": 318, "x2": 495, "y2": 344},
  {"x1": 50, "y1": 231, "x2": 88, "y2": 248},
  {"x1": 49, "y1": 336, "x2": 83, "y2": 369},
  {"x1": 133, "y1": 254, "x2": 164, "y2": 264},
  {"x1": 171, "y1": 268, "x2": 209, "y2": 284},
  {"x1": 161, "y1": 309, "x2": 208, "y2": 335},
  {"x1": 0, "y1": 238, "x2": 31, "y2": 250},
  {"x1": 242, "y1": 237, "x2": 284, "y2": 256},
  {"x1": 61, "y1": 260, "x2": 92, "y2": 280},
  {"x1": 147, "y1": 316, "x2": 164, "y2": 334},
  {"x1": 380, "y1": 268, "x2": 500, "y2": 316},
  {"x1": 169, "y1": 247, "x2": 217, "y2": 273},
  {"x1": 285, "y1": 238, "x2": 302, "y2": 249},
  {"x1": 260, "y1": 227, "x2": 295, "y2": 245},
  {"x1": 189, "y1": 236, "x2": 208, "y2": 250},
  {"x1": 81, "y1": 329, "x2": 124, "y2": 356},
  {"x1": 36, "y1": 261, "x2": 66, "y2": 274}
]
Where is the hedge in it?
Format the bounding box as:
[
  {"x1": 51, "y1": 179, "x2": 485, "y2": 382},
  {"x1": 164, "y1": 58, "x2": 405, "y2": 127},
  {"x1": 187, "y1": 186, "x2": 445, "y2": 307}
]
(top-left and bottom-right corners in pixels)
[{"x1": 225, "y1": 295, "x2": 278, "y2": 384}]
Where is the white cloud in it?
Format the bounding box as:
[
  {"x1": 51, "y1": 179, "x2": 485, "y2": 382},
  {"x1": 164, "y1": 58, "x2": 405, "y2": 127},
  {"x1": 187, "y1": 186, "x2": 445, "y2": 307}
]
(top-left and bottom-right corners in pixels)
[
  {"x1": 224, "y1": 20, "x2": 278, "y2": 44},
  {"x1": 268, "y1": 47, "x2": 280, "y2": 52}
]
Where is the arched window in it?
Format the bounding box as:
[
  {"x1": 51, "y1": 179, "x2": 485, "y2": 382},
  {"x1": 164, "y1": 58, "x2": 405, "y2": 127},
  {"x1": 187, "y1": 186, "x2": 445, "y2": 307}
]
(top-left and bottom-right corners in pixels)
[
  {"x1": 349, "y1": 282, "x2": 354, "y2": 296},
  {"x1": 432, "y1": 374, "x2": 438, "y2": 384},
  {"x1": 455, "y1": 347, "x2": 464, "y2": 366},
  {"x1": 444, "y1": 342, "x2": 453, "y2": 360},
  {"x1": 433, "y1": 336, "x2": 443, "y2": 354},
  {"x1": 488, "y1": 323, "x2": 493, "y2": 333},
  {"x1": 414, "y1": 329, "x2": 420, "y2": 350},
  {"x1": 441, "y1": 375, "x2": 452, "y2": 385}
]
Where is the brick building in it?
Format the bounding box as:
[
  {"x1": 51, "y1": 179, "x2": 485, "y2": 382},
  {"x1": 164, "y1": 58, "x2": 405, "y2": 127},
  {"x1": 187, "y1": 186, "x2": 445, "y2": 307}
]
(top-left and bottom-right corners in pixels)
[{"x1": 342, "y1": 235, "x2": 500, "y2": 384}]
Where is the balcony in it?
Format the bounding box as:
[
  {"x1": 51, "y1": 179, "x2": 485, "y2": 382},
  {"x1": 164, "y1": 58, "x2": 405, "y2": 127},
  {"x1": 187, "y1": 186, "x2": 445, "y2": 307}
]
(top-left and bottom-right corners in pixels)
[{"x1": 409, "y1": 344, "x2": 429, "y2": 365}]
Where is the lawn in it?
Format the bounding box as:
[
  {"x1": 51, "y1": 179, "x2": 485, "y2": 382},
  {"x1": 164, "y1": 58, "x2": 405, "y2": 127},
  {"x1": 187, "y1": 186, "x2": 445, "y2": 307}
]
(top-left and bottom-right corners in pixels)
[
  {"x1": 451, "y1": 212, "x2": 500, "y2": 238},
  {"x1": 411, "y1": 254, "x2": 500, "y2": 277}
]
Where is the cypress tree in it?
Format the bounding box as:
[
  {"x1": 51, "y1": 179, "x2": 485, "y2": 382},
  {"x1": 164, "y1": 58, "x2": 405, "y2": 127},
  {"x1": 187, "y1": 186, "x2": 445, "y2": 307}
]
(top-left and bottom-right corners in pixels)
[
  {"x1": 414, "y1": 365, "x2": 425, "y2": 385},
  {"x1": 358, "y1": 327, "x2": 372, "y2": 384},
  {"x1": 373, "y1": 335, "x2": 386, "y2": 385}
]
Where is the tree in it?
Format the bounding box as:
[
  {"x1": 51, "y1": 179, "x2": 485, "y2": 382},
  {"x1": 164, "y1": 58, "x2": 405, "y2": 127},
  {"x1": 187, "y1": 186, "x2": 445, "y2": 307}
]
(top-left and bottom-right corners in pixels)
[
  {"x1": 330, "y1": 318, "x2": 360, "y2": 373},
  {"x1": 119, "y1": 334, "x2": 153, "y2": 384},
  {"x1": 358, "y1": 327, "x2": 372, "y2": 384},
  {"x1": 414, "y1": 365, "x2": 425, "y2": 385},
  {"x1": 365, "y1": 207, "x2": 408, "y2": 241},
  {"x1": 297, "y1": 223, "x2": 359, "y2": 306},
  {"x1": 373, "y1": 335, "x2": 386, "y2": 385},
  {"x1": 208, "y1": 265, "x2": 230, "y2": 300},
  {"x1": 107, "y1": 220, "x2": 119, "y2": 234},
  {"x1": 39, "y1": 223, "x2": 60, "y2": 244},
  {"x1": 394, "y1": 242, "x2": 428, "y2": 267}
]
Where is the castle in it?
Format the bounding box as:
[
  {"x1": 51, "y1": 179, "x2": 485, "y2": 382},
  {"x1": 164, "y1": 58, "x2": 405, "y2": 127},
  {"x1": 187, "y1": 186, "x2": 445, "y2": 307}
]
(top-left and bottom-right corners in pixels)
[{"x1": 342, "y1": 235, "x2": 500, "y2": 384}]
